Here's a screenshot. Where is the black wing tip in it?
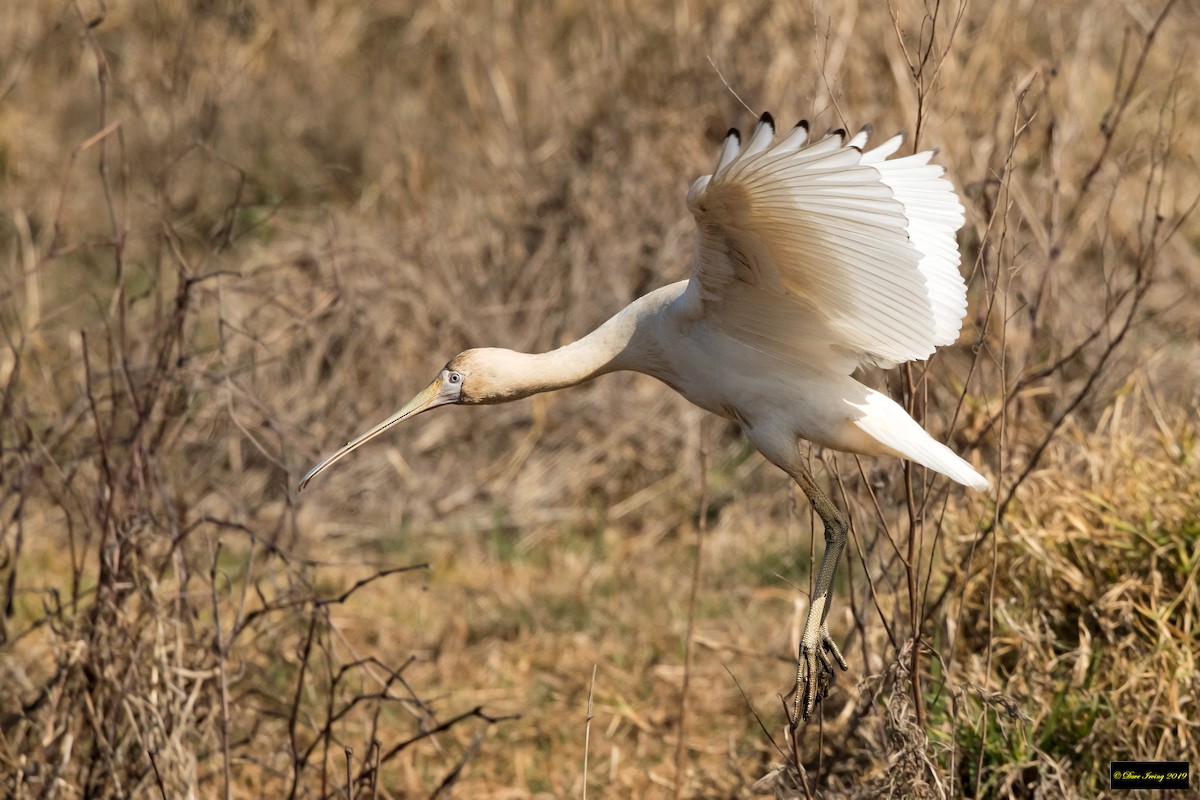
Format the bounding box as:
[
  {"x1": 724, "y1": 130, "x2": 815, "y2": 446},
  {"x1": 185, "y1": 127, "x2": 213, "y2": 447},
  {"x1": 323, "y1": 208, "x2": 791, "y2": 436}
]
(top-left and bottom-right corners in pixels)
[
  {"x1": 795, "y1": 119, "x2": 809, "y2": 131},
  {"x1": 759, "y1": 111, "x2": 775, "y2": 128},
  {"x1": 831, "y1": 127, "x2": 847, "y2": 140},
  {"x1": 726, "y1": 127, "x2": 741, "y2": 142},
  {"x1": 850, "y1": 124, "x2": 873, "y2": 152}
]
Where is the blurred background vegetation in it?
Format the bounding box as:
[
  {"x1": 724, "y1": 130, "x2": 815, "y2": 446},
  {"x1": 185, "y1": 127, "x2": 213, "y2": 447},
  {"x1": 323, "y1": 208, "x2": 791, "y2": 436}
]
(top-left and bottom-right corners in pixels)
[{"x1": 1, "y1": 0, "x2": 1197, "y2": 797}]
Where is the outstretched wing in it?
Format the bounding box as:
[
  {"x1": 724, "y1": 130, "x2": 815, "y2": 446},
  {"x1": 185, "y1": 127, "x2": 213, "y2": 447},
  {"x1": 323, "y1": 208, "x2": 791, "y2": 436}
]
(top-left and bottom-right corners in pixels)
[{"x1": 685, "y1": 112, "x2": 967, "y2": 371}]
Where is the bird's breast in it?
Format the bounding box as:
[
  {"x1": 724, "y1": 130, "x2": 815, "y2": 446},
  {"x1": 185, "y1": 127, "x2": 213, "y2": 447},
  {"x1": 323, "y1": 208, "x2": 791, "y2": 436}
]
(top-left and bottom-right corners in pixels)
[{"x1": 645, "y1": 332, "x2": 769, "y2": 422}]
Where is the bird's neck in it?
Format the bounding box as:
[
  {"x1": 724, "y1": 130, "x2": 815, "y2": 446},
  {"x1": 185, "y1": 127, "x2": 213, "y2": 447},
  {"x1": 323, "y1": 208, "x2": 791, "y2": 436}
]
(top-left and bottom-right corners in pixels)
[{"x1": 472, "y1": 283, "x2": 681, "y2": 403}]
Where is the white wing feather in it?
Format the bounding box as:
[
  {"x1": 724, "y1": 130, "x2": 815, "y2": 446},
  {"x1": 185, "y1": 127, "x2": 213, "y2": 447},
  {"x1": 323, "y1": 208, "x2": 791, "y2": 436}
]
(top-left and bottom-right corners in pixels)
[{"x1": 686, "y1": 113, "x2": 967, "y2": 371}]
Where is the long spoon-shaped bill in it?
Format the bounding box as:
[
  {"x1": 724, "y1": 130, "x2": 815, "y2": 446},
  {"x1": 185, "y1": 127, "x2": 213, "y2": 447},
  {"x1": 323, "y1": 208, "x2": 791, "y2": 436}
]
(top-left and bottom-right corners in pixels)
[{"x1": 298, "y1": 376, "x2": 452, "y2": 491}]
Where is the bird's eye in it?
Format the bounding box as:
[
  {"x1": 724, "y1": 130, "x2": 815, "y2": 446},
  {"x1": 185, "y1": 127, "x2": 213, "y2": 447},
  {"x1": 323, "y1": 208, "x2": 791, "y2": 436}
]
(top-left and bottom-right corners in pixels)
[{"x1": 447, "y1": 371, "x2": 463, "y2": 385}]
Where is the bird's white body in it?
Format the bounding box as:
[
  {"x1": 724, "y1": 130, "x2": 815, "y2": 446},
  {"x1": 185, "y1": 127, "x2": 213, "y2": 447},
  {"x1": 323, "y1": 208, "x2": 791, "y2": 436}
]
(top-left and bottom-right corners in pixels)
[
  {"x1": 301, "y1": 112, "x2": 988, "y2": 720},
  {"x1": 492, "y1": 275, "x2": 986, "y2": 491}
]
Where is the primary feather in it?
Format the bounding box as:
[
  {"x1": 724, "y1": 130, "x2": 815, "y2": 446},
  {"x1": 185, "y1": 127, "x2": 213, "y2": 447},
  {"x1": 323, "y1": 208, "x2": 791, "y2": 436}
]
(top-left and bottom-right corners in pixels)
[{"x1": 685, "y1": 112, "x2": 967, "y2": 370}]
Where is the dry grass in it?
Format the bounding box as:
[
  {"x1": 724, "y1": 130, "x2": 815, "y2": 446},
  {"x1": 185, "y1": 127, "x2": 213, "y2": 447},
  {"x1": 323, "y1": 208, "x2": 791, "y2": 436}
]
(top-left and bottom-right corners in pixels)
[{"x1": 1, "y1": 0, "x2": 1198, "y2": 797}]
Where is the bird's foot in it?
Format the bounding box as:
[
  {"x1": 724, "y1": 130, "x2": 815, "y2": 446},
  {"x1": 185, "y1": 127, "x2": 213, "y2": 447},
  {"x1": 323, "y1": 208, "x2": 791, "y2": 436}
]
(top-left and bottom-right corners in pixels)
[{"x1": 789, "y1": 625, "x2": 848, "y2": 725}]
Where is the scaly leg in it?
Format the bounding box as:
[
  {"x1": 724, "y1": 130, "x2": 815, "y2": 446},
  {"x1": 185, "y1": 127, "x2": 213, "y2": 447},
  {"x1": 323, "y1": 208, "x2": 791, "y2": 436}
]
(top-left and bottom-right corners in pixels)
[{"x1": 788, "y1": 463, "x2": 850, "y2": 724}]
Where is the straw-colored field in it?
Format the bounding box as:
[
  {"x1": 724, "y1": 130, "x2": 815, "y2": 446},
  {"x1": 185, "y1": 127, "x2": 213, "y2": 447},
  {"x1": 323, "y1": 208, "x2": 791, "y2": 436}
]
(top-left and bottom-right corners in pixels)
[{"x1": 2, "y1": 1, "x2": 1197, "y2": 797}]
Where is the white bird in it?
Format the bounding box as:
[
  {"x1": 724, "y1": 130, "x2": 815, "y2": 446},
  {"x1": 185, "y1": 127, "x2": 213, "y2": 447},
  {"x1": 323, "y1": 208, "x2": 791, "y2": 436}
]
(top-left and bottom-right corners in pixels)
[{"x1": 300, "y1": 112, "x2": 988, "y2": 722}]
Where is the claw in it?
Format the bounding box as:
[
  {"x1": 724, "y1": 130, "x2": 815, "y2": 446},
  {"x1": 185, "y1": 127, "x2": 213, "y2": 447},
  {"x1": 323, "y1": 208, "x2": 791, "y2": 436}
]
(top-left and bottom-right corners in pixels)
[
  {"x1": 789, "y1": 625, "x2": 848, "y2": 725},
  {"x1": 822, "y1": 623, "x2": 849, "y2": 671}
]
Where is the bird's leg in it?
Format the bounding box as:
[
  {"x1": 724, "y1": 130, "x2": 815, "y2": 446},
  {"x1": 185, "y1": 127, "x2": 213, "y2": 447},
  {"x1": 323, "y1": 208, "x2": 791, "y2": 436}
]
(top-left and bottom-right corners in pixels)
[{"x1": 788, "y1": 464, "x2": 850, "y2": 725}]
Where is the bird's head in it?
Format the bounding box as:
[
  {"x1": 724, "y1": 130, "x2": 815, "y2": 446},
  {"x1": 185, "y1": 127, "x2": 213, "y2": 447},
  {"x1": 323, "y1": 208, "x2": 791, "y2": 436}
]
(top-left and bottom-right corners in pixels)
[{"x1": 297, "y1": 348, "x2": 536, "y2": 491}]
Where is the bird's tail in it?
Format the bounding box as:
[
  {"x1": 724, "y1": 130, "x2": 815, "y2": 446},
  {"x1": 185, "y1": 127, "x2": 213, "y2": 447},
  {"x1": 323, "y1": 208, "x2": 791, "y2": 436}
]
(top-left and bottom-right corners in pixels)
[{"x1": 854, "y1": 389, "x2": 989, "y2": 490}]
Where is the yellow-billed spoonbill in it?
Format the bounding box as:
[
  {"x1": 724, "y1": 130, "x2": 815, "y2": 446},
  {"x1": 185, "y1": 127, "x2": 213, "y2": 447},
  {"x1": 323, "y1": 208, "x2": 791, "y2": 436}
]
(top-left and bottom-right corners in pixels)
[{"x1": 300, "y1": 112, "x2": 988, "y2": 721}]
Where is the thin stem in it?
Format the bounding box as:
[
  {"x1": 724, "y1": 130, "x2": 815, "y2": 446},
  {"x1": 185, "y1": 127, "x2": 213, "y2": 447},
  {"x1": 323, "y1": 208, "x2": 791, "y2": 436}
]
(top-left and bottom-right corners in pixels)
[{"x1": 673, "y1": 417, "x2": 709, "y2": 799}]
